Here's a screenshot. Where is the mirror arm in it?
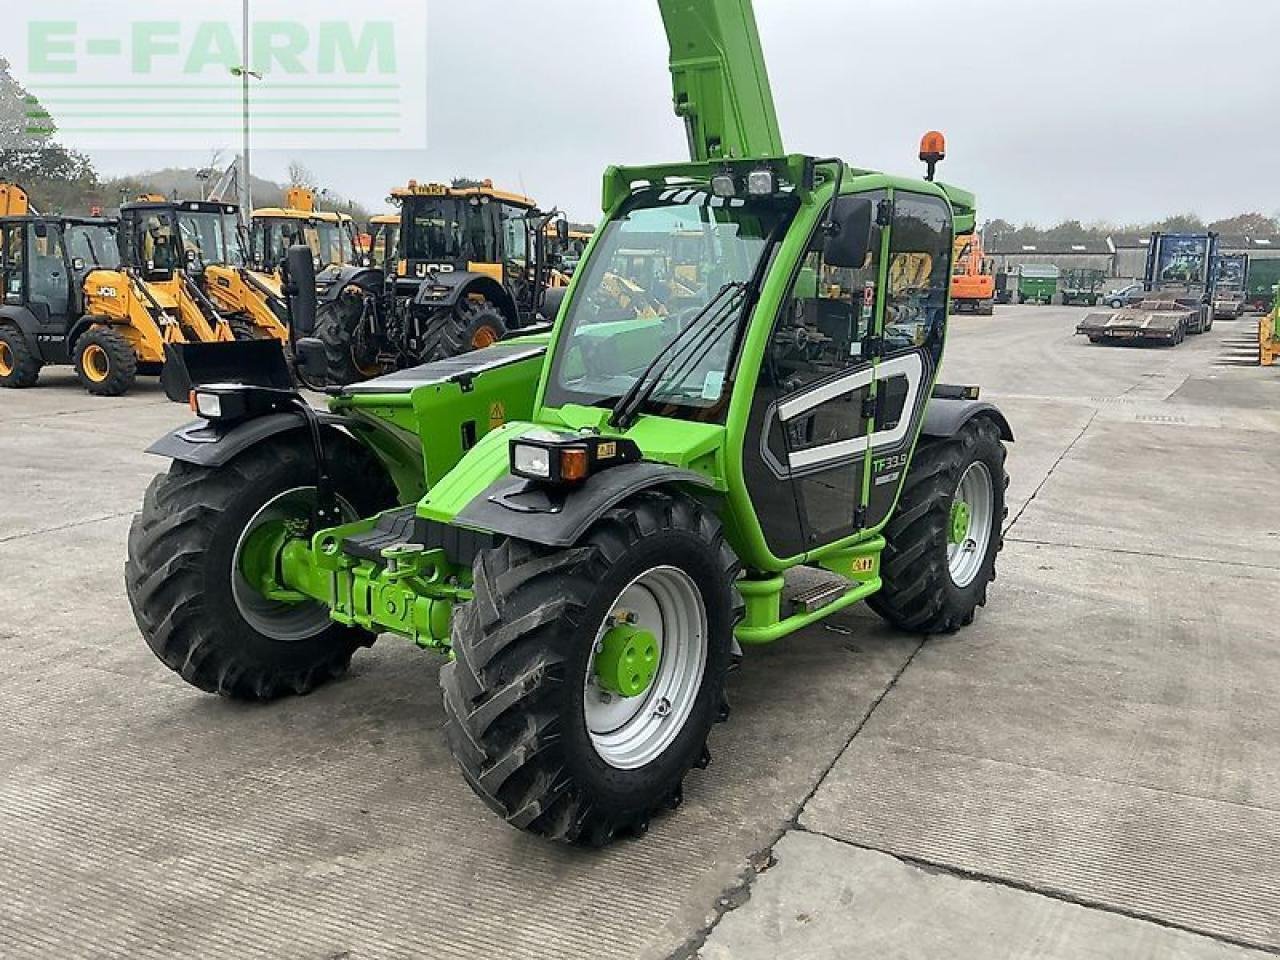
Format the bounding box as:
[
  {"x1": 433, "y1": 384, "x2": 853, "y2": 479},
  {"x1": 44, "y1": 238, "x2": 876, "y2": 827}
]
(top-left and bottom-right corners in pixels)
[{"x1": 815, "y1": 158, "x2": 847, "y2": 237}]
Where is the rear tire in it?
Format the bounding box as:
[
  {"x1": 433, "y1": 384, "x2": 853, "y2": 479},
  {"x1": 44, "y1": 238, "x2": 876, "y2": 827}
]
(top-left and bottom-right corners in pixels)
[
  {"x1": 441, "y1": 492, "x2": 741, "y2": 845},
  {"x1": 74, "y1": 326, "x2": 137, "y2": 397},
  {"x1": 125, "y1": 435, "x2": 398, "y2": 700},
  {"x1": 419, "y1": 299, "x2": 508, "y2": 363},
  {"x1": 869, "y1": 418, "x2": 1008, "y2": 634},
  {"x1": 0, "y1": 326, "x2": 41, "y2": 388}
]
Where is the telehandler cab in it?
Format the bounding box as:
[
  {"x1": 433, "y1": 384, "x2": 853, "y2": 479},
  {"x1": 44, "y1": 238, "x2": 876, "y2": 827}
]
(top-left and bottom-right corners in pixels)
[{"x1": 126, "y1": 0, "x2": 1012, "y2": 846}]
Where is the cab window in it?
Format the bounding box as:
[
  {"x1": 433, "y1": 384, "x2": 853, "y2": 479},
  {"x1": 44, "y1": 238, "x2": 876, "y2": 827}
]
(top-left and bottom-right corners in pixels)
[
  {"x1": 884, "y1": 193, "x2": 951, "y2": 364},
  {"x1": 766, "y1": 202, "x2": 883, "y2": 398},
  {"x1": 501, "y1": 204, "x2": 529, "y2": 267},
  {"x1": 2, "y1": 224, "x2": 25, "y2": 303}
]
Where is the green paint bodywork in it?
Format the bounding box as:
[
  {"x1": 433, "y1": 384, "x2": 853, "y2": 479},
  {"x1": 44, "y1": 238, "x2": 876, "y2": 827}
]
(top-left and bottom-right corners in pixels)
[
  {"x1": 949, "y1": 500, "x2": 971, "y2": 546},
  {"x1": 260, "y1": 0, "x2": 984, "y2": 655}
]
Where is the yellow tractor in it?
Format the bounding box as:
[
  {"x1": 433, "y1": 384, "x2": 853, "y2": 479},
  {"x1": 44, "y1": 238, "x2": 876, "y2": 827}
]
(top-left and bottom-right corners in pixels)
[
  {"x1": 0, "y1": 186, "x2": 242, "y2": 396},
  {"x1": 304, "y1": 179, "x2": 570, "y2": 384},
  {"x1": 117, "y1": 196, "x2": 293, "y2": 346}
]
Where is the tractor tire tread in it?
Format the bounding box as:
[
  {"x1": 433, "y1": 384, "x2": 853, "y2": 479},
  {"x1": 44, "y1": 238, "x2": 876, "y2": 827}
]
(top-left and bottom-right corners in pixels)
[
  {"x1": 125, "y1": 437, "x2": 395, "y2": 700},
  {"x1": 868, "y1": 417, "x2": 1007, "y2": 635},
  {"x1": 75, "y1": 326, "x2": 137, "y2": 397},
  {"x1": 0, "y1": 325, "x2": 42, "y2": 388},
  {"x1": 440, "y1": 491, "x2": 741, "y2": 845}
]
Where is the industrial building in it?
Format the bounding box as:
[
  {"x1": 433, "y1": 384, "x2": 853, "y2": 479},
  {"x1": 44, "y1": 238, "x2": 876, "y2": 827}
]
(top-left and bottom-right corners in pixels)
[{"x1": 988, "y1": 232, "x2": 1280, "y2": 285}]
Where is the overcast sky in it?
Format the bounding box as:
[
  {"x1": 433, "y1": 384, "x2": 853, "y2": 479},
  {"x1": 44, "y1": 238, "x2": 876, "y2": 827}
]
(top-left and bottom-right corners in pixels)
[{"x1": 82, "y1": 0, "x2": 1279, "y2": 226}]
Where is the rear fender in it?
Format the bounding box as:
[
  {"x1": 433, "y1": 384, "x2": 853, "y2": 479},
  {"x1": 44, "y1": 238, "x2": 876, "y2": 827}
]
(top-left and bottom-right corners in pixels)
[
  {"x1": 922, "y1": 397, "x2": 1014, "y2": 443},
  {"x1": 0, "y1": 306, "x2": 41, "y2": 351},
  {"x1": 412, "y1": 273, "x2": 517, "y2": 327}
]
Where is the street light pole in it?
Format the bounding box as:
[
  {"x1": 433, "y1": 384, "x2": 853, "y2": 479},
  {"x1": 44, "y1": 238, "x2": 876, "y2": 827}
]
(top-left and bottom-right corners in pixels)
[{"x1": 240, "y1": 0, "x2": 252, "y2": 223}]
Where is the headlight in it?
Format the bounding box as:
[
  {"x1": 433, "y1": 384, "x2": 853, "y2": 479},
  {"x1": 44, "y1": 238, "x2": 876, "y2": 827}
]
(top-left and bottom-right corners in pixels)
[
  {"x1": 747, "y1": 168, "x2": 776, "y2": 196},
  {"x1": 194, "y1": 391, "x2": 222, "y2": 419},
  {"x1": 509, "y1": 431, "x2": 642, "y2": 486},
  {"x1": 711, "y1": 173, "x2": 737, "y2": 198},
  {"x1": 512, "y1": 443, "x2": 553, "y2": 480}
]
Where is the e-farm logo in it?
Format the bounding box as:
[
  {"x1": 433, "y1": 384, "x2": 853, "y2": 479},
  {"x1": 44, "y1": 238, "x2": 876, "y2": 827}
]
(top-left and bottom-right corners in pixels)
[{"x1": 14, "y1": 1, "x2": 426, "y2": 150}]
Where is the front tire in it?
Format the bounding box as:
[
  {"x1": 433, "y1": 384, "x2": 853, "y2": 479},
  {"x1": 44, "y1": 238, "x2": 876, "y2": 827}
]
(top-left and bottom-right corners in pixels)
[
  {"x1": 74, "y1": 326, "x2": 137, "y2": 396},
  {"x1": 870, "y1": 418, "x2": 1008, "y2": 634},
  {"x1": 441, "y1": 492, "x2": 741, "y2": 845},
  {"x1": 125, "y1": 435, "x2": 397, "y2": 700},
  {"x1": 0, "y1": 326, "x2": 41, "y2": 388},
  {"x1": 313, "y1": 287, "x2": 384, "y2": 386}
]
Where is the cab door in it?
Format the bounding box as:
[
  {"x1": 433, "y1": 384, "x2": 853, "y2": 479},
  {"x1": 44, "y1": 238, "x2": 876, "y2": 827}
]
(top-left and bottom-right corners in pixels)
[
  {"x1": 742, "y1": 188, "x2": 952, "y2": 560},
  {"x1": 742, "y1": 190, "x2": 886, "y2": 560},
  {"x1": 27, "y1": 222, "x2": 75, "y2": 333},
  {"x1": 861, "y1": 191, "x2": 952, "y2": 531}
]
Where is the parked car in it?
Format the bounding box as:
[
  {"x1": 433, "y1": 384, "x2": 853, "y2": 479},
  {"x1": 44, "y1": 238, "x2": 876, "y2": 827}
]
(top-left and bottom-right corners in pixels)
[{"x1": 1105, "y1": 283, "x2": 1145, "y2": 309}]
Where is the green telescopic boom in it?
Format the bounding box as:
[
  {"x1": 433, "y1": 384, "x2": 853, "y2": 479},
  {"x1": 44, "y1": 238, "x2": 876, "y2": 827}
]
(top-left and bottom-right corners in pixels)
[{"x1": 658, "y1": 0, "x2": 785, "y2": 161}]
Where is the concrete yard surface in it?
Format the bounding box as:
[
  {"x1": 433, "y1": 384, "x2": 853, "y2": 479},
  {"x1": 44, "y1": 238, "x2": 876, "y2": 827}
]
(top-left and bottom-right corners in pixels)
[{"x1": 1, "y1": 308, "x2": 1279, "y2": 958}]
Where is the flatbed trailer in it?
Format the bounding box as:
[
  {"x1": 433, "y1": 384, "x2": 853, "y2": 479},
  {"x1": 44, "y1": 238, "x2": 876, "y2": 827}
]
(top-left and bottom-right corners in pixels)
[
  {"x1": 1076, "y1": 233, "x2": 1217, "y2": 347},
  {"x1": 1076, "y1": 298, "x2": 1195, "y2": 345}
]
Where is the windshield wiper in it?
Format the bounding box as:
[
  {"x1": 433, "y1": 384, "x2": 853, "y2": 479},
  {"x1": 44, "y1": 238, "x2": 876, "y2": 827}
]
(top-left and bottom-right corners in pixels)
[{"x1": 609, "y1": 281, "x2": 747, "y2": 429}]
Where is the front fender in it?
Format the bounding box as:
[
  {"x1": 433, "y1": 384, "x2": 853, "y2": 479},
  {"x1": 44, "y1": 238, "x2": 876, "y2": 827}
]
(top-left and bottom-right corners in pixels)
[
  {"x1": 922, "y1": 398, "x2": 1014, "y2": 443},
  {"x1": 454, "y1": 462, "x2": 716, "y2": 549},
  {"x1": 317, "y1": 265, "x2": 385, "y2": 305},
  {"x1": 145, "y1": 411, "x2": 351, "y2": 468}
]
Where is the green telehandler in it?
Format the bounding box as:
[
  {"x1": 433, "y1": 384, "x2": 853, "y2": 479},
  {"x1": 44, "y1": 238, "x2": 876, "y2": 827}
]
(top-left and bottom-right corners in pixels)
[{"x1": 125, "y1": 0, "x2": 1013, "y2": 846}]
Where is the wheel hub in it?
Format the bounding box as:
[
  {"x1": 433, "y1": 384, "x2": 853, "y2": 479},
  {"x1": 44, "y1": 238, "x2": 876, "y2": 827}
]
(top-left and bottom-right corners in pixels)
[
  {"x1": 0, "y1": 341, "x2": 13, "y2": 376},
  {"x1": 594, "y1": 622, "x2": 660, "y2": 698},
  {"x1": 83, "y1": 344, "x2": 109, "y2": 382},
  {"x1": 949, "y1": 499, "x2": 971, "y2": 545}
]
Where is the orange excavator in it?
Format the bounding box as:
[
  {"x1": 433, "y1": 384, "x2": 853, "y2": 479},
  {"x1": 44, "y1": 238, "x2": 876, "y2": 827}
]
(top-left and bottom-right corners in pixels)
[{"x1": 951, "y1": 233, "x2": 995, "y2": 315}]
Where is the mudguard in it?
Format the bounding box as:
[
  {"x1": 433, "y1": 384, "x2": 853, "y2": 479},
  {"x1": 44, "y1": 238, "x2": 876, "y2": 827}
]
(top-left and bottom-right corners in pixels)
[
  {"x1": 454, "y1": 462, "x2": 716, "y2": 549},
  {"x1": 410, "y1": 271, "x2": 516, "y2": 325},
  {"x1": 316, "y1": 264, "x2": 385, "y2": 305},
  {"x1": 922, "y1": 397, "x2": 1014, "y2": 443},
  {"x1": 145, "y1": 410, "x2": 352, "y2": 468},
  {"x1": 0, "y1": 306, "x2": 41, "y2": 350}
]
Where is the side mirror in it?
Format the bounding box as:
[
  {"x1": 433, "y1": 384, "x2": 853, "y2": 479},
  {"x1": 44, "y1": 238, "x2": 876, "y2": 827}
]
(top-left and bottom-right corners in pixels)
[
  {"x1": 556, "y1": 219, "x2": 570, "y2": 245},
  {"x1": 284, "y1": 244, "x2": 317, "y2": 337},
  {"x1": 822, "y1": 197, "x2": 875, "y2": 269}
]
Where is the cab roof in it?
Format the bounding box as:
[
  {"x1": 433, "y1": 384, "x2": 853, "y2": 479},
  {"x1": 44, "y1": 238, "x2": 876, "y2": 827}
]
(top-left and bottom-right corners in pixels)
[
  {"x1": 253, "y1": 208, "x2": 355, "y2": 224},
  {"x1": 121, "y1": 198, "x2": 238, "y2": 216},
  {"x1": 391, "y1": 179, "x2": 536, "y2": 209},
  {"x1": 0, "y1": 214, "x2": 118, "y2": 227}
]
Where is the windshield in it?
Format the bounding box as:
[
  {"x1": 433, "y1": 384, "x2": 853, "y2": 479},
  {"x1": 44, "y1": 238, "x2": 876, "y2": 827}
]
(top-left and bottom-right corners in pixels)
[
  {"x1": 177, "y1": 210, "x2": 241, "y2": 268},
  {"x1": 403, "y1": 196, "x2": 497, "y2": 262},
  {"x1": 372, "y1": 223, "x2": 400, "y2": 267},
  {"x1": 544, "y1": 188, "x2": 796, "y2": 417},
  {"x1": 314, "y1": 220, "x2": 356, "y2": 267},
  {"x1": 252, "y1": 217, "x2": 314, "y2": 271},
  {"x1": 65, "y1": 224, "x2": 120, "y2": 269}
]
